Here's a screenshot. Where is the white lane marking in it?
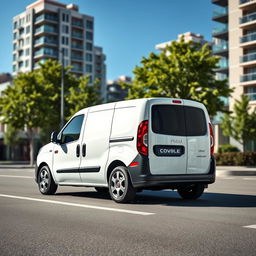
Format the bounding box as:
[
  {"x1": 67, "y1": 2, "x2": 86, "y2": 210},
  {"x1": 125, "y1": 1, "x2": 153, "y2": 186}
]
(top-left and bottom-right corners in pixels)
[
  {"x1": 243, "y1": 225, "x2": 256, "y2": 229},
  {"x1": 243, "y1": 178, "x2": 256, "y2": 181},
  {"x1": 0, "y1": 194, "x2": 155, "y2": 216},
  {"x1": 0, "y1": 175, "x2": 33, "y2": 179}
]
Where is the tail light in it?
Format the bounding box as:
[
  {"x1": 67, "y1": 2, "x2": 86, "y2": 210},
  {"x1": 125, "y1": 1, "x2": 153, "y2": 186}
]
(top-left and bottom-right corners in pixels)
[
  {"x1": 209, "y1": 123, "x2": 214, "y2": 156},
  {"x1": 137, "y1": 120, "x2": 148, "y2": 156}
]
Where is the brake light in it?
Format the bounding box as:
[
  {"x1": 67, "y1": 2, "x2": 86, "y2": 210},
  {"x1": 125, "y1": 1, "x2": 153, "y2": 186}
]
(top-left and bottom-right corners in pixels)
[
  {"x1": 172, "y1": 100, "x2": 182, "y2": 104},
  {"x1": 209, "y1": 123, "x2": 214, "y2": 156},
  {"x1": 137, "y1": 120, "x2": 148, "y2": 156}
]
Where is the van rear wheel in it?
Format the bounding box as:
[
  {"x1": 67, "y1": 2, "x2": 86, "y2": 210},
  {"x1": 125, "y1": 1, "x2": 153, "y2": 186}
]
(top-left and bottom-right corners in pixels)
[
  {"x1": 109, "y1": 166, "x2": 135, "y2": 203},
  {"x1": 177, "y1": 184, "x2": 204, "y2": 200}
]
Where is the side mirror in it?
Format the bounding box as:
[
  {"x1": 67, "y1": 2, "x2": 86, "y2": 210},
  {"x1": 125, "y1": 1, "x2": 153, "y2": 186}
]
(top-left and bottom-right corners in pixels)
[{"x1": 50, "y1": 131, "x2": 58, "y2": 143}]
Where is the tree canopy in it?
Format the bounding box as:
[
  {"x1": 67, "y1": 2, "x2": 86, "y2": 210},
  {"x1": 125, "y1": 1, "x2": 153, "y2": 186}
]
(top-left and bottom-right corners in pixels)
[{"x1": 123, "y1": 39, "x2": 232, "y2": 116}]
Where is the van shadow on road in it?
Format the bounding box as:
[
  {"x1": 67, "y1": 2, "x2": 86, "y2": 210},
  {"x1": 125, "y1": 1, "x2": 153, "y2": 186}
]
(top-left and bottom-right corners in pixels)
[{"x1": 56, "y1": 190, "x2": 256, "y2": 208}]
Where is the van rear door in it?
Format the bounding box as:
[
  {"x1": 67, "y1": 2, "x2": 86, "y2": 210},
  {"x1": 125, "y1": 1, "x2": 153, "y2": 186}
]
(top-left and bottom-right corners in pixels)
[
  {"x1": 184, "y1": 102, "x2": 210, "y2": 174},
  {"x1": 148, "y1": 101, "x2": 187, "y2": 175}
]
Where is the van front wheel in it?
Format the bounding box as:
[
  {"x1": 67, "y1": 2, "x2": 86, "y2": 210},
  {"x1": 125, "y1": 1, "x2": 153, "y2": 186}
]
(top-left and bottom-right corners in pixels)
[
  {"x1": 177, "y1": 184, "x2": 204, "y2": 200},
  {"x1": 109, "y1": 166, "x2": 135, "y2": 203},
  {"x1": 38, "y1": 165, "x2": 58, "y2": 195}
]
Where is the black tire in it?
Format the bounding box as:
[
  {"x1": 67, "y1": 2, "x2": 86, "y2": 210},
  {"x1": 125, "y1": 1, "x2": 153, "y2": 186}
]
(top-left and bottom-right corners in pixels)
[
  {"x1": 38, "y1": 165, "x2": 58, "y2": 195},
  {"x1": 95, "y1": 187, "x2": 109, "y2": 193},
  {"x1": 177, "y1": 184, "x2": 205, "y2": 200},
  {"x1": 108, "y1": 166, "x2": 136, "y2": 203}
]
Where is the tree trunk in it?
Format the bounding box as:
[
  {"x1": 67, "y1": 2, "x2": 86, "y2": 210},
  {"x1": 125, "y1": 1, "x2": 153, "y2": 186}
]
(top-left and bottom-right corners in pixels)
[{"x1": 27, "y1": 128, "x2": 35, "y2": 166}]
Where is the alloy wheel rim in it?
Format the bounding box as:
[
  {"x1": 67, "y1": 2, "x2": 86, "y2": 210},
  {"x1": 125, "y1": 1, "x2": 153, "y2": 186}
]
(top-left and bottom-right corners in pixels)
[
  {"x1": 39, "y1": 169, "x2": 49, "y2": 193},
  {"x1": 110, "y1": 170, "x2": 126, "y2": 199}
]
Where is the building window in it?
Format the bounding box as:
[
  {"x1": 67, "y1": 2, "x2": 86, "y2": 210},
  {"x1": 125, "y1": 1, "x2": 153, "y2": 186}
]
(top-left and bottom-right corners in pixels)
[
  {"x1": 13, "y1": 65, "x2": 16, "y2": 72},
  {"x1": 13, "y1": 54, "x2": 16, "y2": 61},
  {"x1": 62, "y1": 25, "x2": 69, "y2": 34},
  {"x1": 62, "y1": 13, "x2": 69, "y2": 22},
  {"x1": 25, "y1": 60, "x2": 29, "y2": 67},
  {"x1": 19, "y1": 50, "x2": 24, "y2": 57},
  {"x1": 86, "y1": 31, "x2": 93, "y2": 41},
  {"x1": 18, "y1": 61, "x2": 24, "y2": 68},
  {"x1": 86, "y1": 20, "x2": 93, "y2": 29},
  {"x1": 86, "y1": 53, "x2": 92, "y2": 62},
  {"x1": 25, "y1": 48, "x2": 30, "y2": 56},
  {"x1": 13, "y1": 32, "x2": 17, "y2": 40},
  {"x1": 86, "y1": 42, "x2": 92, "y2": 51},
  {"x1": 26, "y1": 37, "x2": 30, "y2": 45},
  {"x1": 64, "y1": 59, "x2": 69, "y2": 67},
  {"x1": 26, "y1": 26, "x2": 30, "y2": 34},
  {"x1": 14, "y1": 21, "x2": 17, "y2": 29},
  {"x1": 26, "y1": 14, "x2": 30, "y2": 23},
  {"x1": 63, "y1": 48, "x2": 68, "y2": 57},
  {"x1": 86, "y1": 64, "x2": 92, "y2": 73},
  {"x1": 13, "y1": 43, "x2": 17, "y2": 50},
  {"x1": 62, "y1": 36, "x2": 69, "y2": 45}
]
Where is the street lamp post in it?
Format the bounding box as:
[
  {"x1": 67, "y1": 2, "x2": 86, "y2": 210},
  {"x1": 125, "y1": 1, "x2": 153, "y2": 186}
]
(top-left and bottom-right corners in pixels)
[{"x1": 60, "y1": 48, "x2": 64, "y2": 129}]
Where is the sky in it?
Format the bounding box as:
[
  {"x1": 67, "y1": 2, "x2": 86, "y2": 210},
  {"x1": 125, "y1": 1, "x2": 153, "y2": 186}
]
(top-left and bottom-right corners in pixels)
[{"x1": 0, "y1": 0, "x2": 214, "y2": 81}]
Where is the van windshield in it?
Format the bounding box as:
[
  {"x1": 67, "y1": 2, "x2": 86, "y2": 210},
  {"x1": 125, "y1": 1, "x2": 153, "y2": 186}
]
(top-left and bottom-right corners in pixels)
[{"x1": 152, "y1": 105, "x2": 207, "y2": 136}]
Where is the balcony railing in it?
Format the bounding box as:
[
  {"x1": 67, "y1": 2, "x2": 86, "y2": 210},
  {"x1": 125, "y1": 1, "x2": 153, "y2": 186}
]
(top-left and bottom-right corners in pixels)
[
  {"x1": 240, "y1": 0, "x2": 255, "y2": 4},
  {"x1": 212, "y1": 42, "x2": 228, "y2": 53},
  {"x1": 240, "y1": 72, "x2": 256, "y2": 82},
  {"x1": 245, "y1": 92, "x2": 256, "y2": 101},
  {"x1": 34, "y1": 48, "x2": 58, "y2": 57},
  {"x1": 35, "y1": 13, "x2": 58, "y2": 23},
  {"x1": 72, "y1": 21, "x2": 83, "y2": 27},
  {"x1": 212, "y1": 25, "x2": 228, "y2": 35},
  {"x1": 71, "y1": 44, "x2": 83, "y2": 50},
  {"x1": 72, "y1": 32, "x2": 83, "y2": 39},
  {"x1": 217, "y1": 58, "x2": 229, "y2": 69},
  {"x1": 71, "y1": 54, "x2": 83, "y2": 60},
  {"x1": 240, "y1": 52, "x2": 256, "y2": 63},
  {"x1": 34, "y1": 37, "x2": 58, "y2": 45},
  {"x1": 71, "y1": 67, "x2": 83, "y2": 72},
  {"x1": 240, "y1": 32, "x2": 256, "y2": 43},
  {"x1": 240, "y1": 12, "x2": 256, "y2": 24},
  {"x1": 35, "y1": 25, "x2": 58, "y2": 34},
  {"x1": 213, "y1": 7, "x2": 228, "y2": 18}
]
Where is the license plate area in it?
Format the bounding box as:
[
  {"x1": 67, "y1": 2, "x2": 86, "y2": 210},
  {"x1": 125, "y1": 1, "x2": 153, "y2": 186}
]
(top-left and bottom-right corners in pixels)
[{"x1": 153, "y1": 145, "x2": 185, "y2": 157}]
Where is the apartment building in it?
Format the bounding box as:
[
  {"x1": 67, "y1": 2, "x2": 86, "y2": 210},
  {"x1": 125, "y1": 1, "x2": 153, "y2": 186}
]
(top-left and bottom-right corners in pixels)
[
  {"x1": 12, "y1": 0, "x2": 106, "y2": 99},
  {"x1": 212, "y1": 0, "x2": 256, "y2": 151}
]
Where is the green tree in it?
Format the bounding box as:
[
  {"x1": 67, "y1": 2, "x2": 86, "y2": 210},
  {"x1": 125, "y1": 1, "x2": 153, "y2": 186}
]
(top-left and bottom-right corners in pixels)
[
  {"x1": 66, "y1": 75, "x2": 102, "y2": 119},
  {"x1": 123, "y1": 39, "x2": 232, "y2": 116},
  {"x1": 221, "y1": 95, "x2": 256, "y2": 152},
  {"x1": 0, "y1": 72, "x2": 48, "y2": 165}
]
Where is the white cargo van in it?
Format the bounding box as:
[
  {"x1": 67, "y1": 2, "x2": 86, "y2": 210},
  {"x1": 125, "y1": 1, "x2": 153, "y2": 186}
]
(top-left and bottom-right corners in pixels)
[{"x1": 35, "y1": 98, "x2": 215, "y2": 203}]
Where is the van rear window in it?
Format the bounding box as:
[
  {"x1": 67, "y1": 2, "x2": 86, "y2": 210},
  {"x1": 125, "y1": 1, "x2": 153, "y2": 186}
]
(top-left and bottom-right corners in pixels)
[{"x1": 152, "y1": 105, "x2": 207, "y2": 136}]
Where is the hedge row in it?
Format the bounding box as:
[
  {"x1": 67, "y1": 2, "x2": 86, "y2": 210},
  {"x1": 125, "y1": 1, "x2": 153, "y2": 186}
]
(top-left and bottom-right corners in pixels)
[{"x1": 214, "y1": 152, "x2": 256, "y2": 166}]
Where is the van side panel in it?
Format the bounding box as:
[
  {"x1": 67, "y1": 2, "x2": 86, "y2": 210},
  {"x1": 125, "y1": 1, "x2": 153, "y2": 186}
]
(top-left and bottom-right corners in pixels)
[{"x1": 79, "y1": 108, "x2": 114, "y2": 185}]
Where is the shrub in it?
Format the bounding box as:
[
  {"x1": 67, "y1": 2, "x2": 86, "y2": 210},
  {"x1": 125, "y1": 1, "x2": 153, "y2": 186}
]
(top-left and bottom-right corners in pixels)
[
  {"x1": 218, "y1": 144, "x2": 240, "y2": 153},
  {"x1": 214, "y1": 152, "x2": 256, "y2": 166}
]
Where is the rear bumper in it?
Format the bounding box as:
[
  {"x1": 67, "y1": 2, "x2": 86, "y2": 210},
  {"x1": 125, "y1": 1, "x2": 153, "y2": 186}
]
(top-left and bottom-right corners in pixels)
[{"x1": 128, "y1": 155, "x2": 216, "y2": 189}]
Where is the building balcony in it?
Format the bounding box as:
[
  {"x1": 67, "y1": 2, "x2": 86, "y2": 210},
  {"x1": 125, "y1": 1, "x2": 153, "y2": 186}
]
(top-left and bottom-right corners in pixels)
[
  {"x1": 35, "y1": 25, "x2": 58, "y2": 35},
  {"x1": 34, "y1": 36, "x2": 58, "y2": 46},
  {"x1": 240, "y1": 32, "x2": 256, "y2": 47},
  {"x1": 212, "y1": 25, "x2": 228, "y2": 40},
  {"x1": 71, "y1": 21, "x2": 83, "y2": 28},
  {"x1": 72, "y1": 32, "x2": 83, "y2": 39},
  {"x1": 240, "y1": 52, "x2": 256, "y2": 66},
  {"x1": 34, "y1": 48, "x2": 58, "y2": 58},
  {"x1": 240, "y1": 12, "x2": 256, "y2": 29},
  {"x1": 71, "y1": 54, "x2": 83, "y2": 61},
  {"x1": 239, "y1": 0, "x2": 256, "y2": 10},
  {"x1": 212, "y1": 7, "x2": 228, "y2": 23},
  {"x1": 240, "y1": 72, "x2": 256, "y2": 83},
  {"x1": 71, "y1": 67, "x2": 83, "y2": 73},
  {"x1": 212, "y1": 0, "x2": 228, "y2": 7},
  {"x1": 215, "y1": 58, "x2": 229, "y2": 73},
  {"x1": 71, "y1": 44, "x2": 83, "y2": 50},
  {"x1": 245, "y1": 92, "x2": 256, "y2": 101},
  {"x1": 35, "y1": 13, "x2": 58, "y2": 24},
  {"x1": 212, "y1": 42, "x2": 229, "y2": 56}
]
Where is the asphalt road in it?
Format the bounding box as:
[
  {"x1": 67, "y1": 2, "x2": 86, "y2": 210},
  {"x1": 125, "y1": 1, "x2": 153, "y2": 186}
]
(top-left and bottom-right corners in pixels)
[{"x1": 0, "y1": 166, "x2": 255, "y2": 256}]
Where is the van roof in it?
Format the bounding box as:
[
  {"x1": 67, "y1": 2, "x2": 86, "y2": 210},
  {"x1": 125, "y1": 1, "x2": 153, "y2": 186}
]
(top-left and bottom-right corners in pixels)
[{"x1": 75, "y1": 98, "x2": 206, "y2": 116}]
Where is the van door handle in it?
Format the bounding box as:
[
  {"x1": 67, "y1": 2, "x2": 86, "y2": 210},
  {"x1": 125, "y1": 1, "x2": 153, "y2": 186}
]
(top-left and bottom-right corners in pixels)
[
  {"x1": 76, "y1": 144, "x2": 80, "y2": 157},
  {"x1": 82, "y1": 144, "x2": 86, "y2": 157}
]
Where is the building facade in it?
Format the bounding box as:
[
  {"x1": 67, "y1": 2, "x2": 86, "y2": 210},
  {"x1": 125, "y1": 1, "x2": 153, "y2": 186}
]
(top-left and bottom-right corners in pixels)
[
  {"x1": 212, "y1": 0, "x2": 256, "y2": 151},
  {"x1": 12, "y1": 0, "x2": 106, "y2": 99}
]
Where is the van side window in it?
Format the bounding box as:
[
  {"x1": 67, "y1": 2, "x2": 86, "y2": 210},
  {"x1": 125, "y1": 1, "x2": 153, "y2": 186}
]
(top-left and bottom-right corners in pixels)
[
  {"x1": 60, "y1": 115, "x2": 84, "y2": 144},
  {"x1": 184, "y1": 106, "x2": 207, "y2": 136},
  {"x1": 152, "y1": 105, "x2": 186, "y2": 136}
]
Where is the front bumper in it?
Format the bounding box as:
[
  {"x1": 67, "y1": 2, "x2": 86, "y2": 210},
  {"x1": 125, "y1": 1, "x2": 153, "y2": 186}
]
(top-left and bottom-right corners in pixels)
[{"x1": 128, "y1": 155, "x2": 216, "y2": 189}]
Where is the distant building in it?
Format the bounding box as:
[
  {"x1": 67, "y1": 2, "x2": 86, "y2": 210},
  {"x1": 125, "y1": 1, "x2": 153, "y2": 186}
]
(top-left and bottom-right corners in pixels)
[
  {"x1": 155, "y1": 32, "x2": 209, "y2": 50},
  {"x1": 107, "y1": 76, "x2": 131, "y2": 102},
  {"x1": 0, "y1": 73, "x2": 13, "y2": 84},
  {"x1": 12, "y1": 0, "x2": 106, "y2": 99}
]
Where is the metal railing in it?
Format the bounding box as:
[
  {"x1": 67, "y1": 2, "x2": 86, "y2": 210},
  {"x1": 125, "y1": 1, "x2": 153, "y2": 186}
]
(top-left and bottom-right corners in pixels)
[
  {"x1": 245, "y1": 92, "x2": 256, "y2": 101},
  {"x1": 212, "y1": 42, "x2": 228, "y2": 52},
  {"x1": 240, "y1": 32, "x2": 256, "y2": 43},
  {"x1": 213, "y1": 7, "x2": 228, "y2": 18},
  {"x1": 240, "y1": 72, "x2": 256, "y2": 82},
  {"x1": 240, "y1": 12, "x2": 256, "y2": 24},
  {"x1": 240, "y1": 52, "x2": 256, "y2": 63}
]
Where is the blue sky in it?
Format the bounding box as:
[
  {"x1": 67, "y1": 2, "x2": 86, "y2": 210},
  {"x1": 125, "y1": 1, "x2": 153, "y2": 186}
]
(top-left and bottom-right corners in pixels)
[{"x1": 0, "y1": 0, "x2": 214, "y2": 81}]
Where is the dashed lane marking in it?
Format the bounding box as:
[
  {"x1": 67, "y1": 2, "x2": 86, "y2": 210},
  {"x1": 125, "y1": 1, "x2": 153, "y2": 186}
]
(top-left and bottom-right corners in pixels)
[
  {"x1": 0, "y1": 175, "x2": 33, "y2": 179},
  {"x1": 243, "y1": 225, "x2": 256, "y2": 229},
  {"x1": 0, "y1": 194, "x2": 155, "y2": 216}
]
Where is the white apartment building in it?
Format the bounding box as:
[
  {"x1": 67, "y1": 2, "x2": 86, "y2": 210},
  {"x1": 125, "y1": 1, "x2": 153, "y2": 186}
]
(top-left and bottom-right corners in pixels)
[{"x1": 12, "y1": 0, "x2": 106, "y2": 98}]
